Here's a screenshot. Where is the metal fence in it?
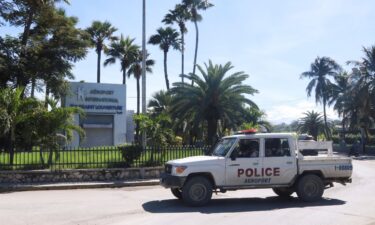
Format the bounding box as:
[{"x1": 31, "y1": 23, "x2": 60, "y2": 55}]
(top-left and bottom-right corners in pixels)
[{"x1": 0, "y1": 145, "x2": 209, "y2": 171}]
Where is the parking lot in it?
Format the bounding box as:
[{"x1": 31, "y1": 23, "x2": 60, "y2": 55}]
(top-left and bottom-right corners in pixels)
[{"x1": 1, "y1": 159, "x2": 375, "y2": 225}]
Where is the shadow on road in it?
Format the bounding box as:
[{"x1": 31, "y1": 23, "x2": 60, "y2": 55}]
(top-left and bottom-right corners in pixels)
[{"x1": 142, "y1": 196, "x2": 346, "y2": 214}]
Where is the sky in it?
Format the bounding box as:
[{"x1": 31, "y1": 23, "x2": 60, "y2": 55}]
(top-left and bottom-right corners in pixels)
[{"x1": 3, "y1": 0, "x2": 375, "y2": 124}]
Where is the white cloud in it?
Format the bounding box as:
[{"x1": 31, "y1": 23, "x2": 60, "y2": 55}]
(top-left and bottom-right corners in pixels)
[{"x1": 265, "y1": 100, "x2": 338, "y2": 124}]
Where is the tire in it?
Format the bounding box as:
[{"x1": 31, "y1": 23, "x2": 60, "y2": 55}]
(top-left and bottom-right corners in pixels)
[
  {"x1": 171, "y1": 188, "x2": 182, "y2": 200},
  {"x1": 182, "y1": 176, "x2": 213, "y2": 206},
  {"x1": 272, "y1": 187, "x2": 294, "y2": 197},
  {"x1": 296, "y1": 174, "x2": 324, "y2": 202}
]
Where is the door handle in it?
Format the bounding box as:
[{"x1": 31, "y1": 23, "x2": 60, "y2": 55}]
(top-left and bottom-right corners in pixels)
[
  {"x1": 229, "y1": 164, "x2": 240, "y2": 167},
  {"x1": 286, "y1": 161, "x2": 293, "y2": 164},
  {"x1": 253, "y1": 162, "x2": 259, "y2": 165}
]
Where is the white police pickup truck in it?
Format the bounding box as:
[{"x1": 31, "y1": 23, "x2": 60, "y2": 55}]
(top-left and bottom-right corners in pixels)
[{"x1": 160, "y1": 131, "x2": 352, "y2": 206}]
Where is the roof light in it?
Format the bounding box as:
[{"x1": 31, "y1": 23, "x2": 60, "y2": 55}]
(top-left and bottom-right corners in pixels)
[{"x1": 235, "y1": 129, "x2": 258, "y2": 135}]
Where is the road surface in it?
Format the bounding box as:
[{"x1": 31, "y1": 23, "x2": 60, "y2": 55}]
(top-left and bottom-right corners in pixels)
[{"x1": 1, "y1": 159, "x2": 375, "y2": 225}]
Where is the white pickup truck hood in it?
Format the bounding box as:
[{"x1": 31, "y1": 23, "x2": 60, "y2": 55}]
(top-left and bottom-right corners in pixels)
[{"x1": 168, "y1": 155, "x2": 223, "y2": 165}]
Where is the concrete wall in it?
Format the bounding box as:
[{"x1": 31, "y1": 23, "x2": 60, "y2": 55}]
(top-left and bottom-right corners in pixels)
[{"x1": 0, "y1": 167, "x2": 163, "y2": 184}]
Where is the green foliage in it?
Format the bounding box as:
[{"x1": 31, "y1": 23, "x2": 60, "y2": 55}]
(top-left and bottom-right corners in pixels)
[
  {"x1": 0, "y1": 88, "x2": 85, "y2": 158},
  {"x1": 169, "y1": 60, "x2": 258, "y2": 145},
  {"x1": 134, "y1": 113, "x2": 174, "y2": 147},
  {"x1": 118, "y1": 145, "x2": 143, "y2": 167},
  {"x1": 0, "y1": 1, "x2": 88, "y2": 96},
  {"x1": 148, "y1": 90, "x2": 172, "y2": 117},
  {"x1": 297, "y1": 111, "x2": 327, "y2": 141}
]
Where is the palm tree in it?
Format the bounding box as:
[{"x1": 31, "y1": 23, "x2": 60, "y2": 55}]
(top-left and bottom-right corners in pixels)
[
  {"x1": 104, "y1": 35, "x2": 139, "y2": 85},
  {"x1": 169, "y1": 60, "x2": 258, "y2": 145},
  {"x1": 148, "y1": 90, "x2": 172, "y2": 116},
  {"x1": 297, "y1": 111, "x2": 326, "y2": 141},
  {"x1": 300, "y1": 56, "x2": 342, "y2": 139},
  {"x1": 128, "y1": 51, "x2": 155, "y2": 143},
  {"x1": 86, "y1": 21, "x2": 118, "y2": 83},
  {"x1": 0, "y1": 87, "x2": 40, "y2": 164},
  {"x1": 148, "y1": 27, "x2": 180, "y2": 90},
  {"x1": 128, "y1": 51, "x2": 155, "y2": 116},
  {"x1": 162, "y1": 4, "x2": 190, "y2": 83},
  {"x1": 328, "y1": 72, "x2": 351, "y2": 137},
  {"x1": 182, "y1": 0, "x2": 213, "y2": 81},
  {"x1": 345, "y1": 46, "x2": 375, "y2": 152}
]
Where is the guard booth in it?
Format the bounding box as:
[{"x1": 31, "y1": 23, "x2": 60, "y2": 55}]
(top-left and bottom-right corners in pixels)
[{"x1": 63, "y1": 82, "x2": 129, "y2": 148}]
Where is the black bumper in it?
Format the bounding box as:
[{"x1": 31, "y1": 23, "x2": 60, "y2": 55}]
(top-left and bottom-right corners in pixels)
[{"x1": 160, "y1": 173, "x2": 186, "y2": 188}]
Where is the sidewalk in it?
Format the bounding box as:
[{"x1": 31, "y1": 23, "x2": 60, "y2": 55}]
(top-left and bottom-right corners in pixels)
[{"x1": 0, "y1": 179, "x2": 160, "y2": 193}]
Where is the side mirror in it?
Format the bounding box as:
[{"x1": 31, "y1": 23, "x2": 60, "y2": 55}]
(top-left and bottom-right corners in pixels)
[{"x1": 230, "y1": 149, "x2": 237, "y2": 161}]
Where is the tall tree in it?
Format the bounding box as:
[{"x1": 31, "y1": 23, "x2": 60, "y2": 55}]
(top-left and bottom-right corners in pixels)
[
  {"x1": 34, "y1": 9, "x2": 88, "y2": 100},
  {"x1": 86, "y1": 21, "x2": 117, "y2": 83},
  {"x1": 328, "y1": 72, "x2": 350, "y2": 137},
  {"x1": 162, "y1": 4, "x2": 190, "y2": 83},
  {"x1": 182, "y1": 0, "x2": 213, "y2": 82},
  {"x1": 148, "y1": 27, "x2": 180, "y2": 90},
  {"x1": 345, "y1": 46, "x2": 375, "y2": 152},
  {"x1": 170, "y1": 60, "x2": 258, "y2": 145},
  {"x1": 127, "y1": 51, "x2": 155, "y2": 143},
  {"x1": 300, "y1": 56, "x2": 342, "y2": 139},
  {"x1": 104, "y1": 35, "x2": 139, "y2": 85},
  {"x1": 1, "y1": 0, "x2": 72, "y2": 90},
  {"x1": 297, "y1": 111, "x2": 326, "y2": 141}
]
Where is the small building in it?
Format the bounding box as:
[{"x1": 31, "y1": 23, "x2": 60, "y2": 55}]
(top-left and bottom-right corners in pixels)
[{"x1": 63, "y1": 82, "x2": 133, "y2": 148}]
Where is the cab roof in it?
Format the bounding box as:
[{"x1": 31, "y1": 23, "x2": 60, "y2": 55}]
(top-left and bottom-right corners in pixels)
[{"x1": 225, "y1": 132, "x2": 296, "y2": 139}]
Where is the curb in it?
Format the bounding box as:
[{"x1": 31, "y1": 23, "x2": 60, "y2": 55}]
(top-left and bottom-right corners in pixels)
[{"x1": 0, "y1": 179, "x2": 160, "y2": 193}]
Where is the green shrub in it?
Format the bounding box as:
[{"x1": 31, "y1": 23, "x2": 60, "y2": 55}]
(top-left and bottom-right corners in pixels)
[{"x1": 118, "y1": 145, "x2": 143, "y2": 167}]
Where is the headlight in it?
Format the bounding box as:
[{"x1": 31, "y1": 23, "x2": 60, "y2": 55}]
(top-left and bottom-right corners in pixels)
[{"x1": 172, "y1": 165, "x2": 187, "y2": 175}]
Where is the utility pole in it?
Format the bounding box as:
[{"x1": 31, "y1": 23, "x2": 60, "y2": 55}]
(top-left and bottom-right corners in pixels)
[{"x1": 141, "y1": 0, "x2": 147, "y2": 148}]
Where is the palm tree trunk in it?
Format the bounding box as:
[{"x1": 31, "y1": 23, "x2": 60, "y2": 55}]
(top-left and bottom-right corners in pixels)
[
  {"x1": 323, "y1": 98, "x2": 329, "y2": 140},
  {"x1": 192, "y1": 20, "x2": 199, "y2": 85},
  {"x1": 207, "y1": 118, "x2": 217, "y2": 146},
  {"x1": 342, "y1": 112, "x2": 346, "y2": 139},
  {"x1": 97, "y1": 49, "x2": 101, "y2": 83},
  {"x1": 31, "y1": 77, "x2": 36, "y2": 98},
  {"x1": 45, "y1": 84, "x2": 49, "y2": 108},
  {"x1": 163, "y1": 51, "x2": 170, "y2": 90},
  {"x1": 122, "y1": 69, "x2": 126, "y2": 85},
  {"x1": 181, "y1": 28, "x2": 185, "y2": 84}
]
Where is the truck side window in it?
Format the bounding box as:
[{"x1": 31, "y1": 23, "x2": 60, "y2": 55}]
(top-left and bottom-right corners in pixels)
[
  {"x1": 237, "y1": 139, "x2": 259, "y2": 158},
  {"x1": 265, "y1": 138, "x2": 291, "y2": 157}
]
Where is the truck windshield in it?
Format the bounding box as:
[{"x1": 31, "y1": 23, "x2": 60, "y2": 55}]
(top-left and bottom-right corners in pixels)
[{"x1": 212, "y1": 138, "x2": 237, "y2": 157}]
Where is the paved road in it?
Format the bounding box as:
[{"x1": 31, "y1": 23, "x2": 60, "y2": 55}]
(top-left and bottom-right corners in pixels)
[{"x1": 1, "y1": 159, "x2": 375, "y2": 225}]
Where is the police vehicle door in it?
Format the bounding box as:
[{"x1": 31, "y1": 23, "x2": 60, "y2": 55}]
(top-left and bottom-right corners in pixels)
[
  {"x1": 262, "y1": 137, "x2": 297, "y2": 184},
  {"x1": 225, "y1": 138, "x2": 263, "y2": 186}
]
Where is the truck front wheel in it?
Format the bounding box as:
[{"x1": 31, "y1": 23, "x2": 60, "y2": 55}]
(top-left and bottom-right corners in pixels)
[
  {"x1": 182, "y1": 176, "x2": 212, "y2": 206},
  {"x1": 296, "y1": 174, "x2": 324, "y2": 202},
  {"x1": 171, "y1": 188, "x2": 182, "y2": 199},
  {"x1": 272, "y1": 187, "x2": 294, "y2": 197}
]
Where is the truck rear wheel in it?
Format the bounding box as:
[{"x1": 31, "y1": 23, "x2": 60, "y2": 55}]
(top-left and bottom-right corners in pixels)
[
  {"x1": 171, "y1": 188, "x2": 182, "y2": 200},
  {"x1": 182, "y1": 176, "x2": 212, "y2": 206},
  {"x1": 272, "y1": 187, "x2": 294, "y2": 197},
  {"x1": 296, "y1": 174, "x2": 324, "y2": 202}
]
